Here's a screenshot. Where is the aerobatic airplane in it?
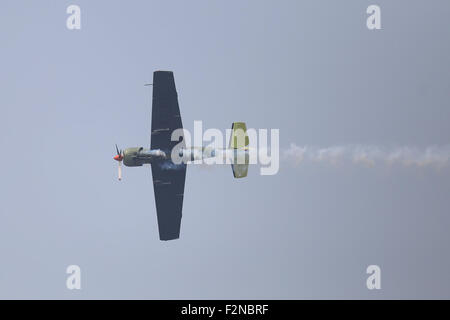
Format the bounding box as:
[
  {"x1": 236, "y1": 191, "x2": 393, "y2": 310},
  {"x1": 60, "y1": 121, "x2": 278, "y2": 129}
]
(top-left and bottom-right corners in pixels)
[{"x1": 113, "y1": 71, "x2": 249, "y2": 240}]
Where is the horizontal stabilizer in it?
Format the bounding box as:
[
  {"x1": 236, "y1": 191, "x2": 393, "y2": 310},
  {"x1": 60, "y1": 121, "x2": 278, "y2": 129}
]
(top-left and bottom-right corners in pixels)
[
  {"x1": 229, "y1": 122, "x2": 249, "y2": 178},
  {"x1": 229, "y1": 122, "x2": 249, "y2": 150},
  {"x1": 231, "y1": 164, "x2": 248, "y2": 178}
]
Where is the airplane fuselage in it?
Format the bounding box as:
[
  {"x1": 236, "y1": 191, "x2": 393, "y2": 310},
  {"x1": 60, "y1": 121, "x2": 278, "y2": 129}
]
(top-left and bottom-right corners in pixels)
[
  {"x1": 122, "y1": 146, "x2": 248, "y2": 167},
  {"x1": 122, "y1": 146, "x2": 216, "y2": 167}
]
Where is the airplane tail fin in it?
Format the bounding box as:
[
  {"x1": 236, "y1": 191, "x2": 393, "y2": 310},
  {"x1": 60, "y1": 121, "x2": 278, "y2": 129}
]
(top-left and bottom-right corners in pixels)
[{"x1": 229, "y1": 122, "x2": 249, "y2": 178}]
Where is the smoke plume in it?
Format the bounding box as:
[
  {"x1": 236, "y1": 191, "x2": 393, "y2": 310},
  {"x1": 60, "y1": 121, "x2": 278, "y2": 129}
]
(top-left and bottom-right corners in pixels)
[{"x1": 283, "y1": 143, "x2": 450, "y2": 168}]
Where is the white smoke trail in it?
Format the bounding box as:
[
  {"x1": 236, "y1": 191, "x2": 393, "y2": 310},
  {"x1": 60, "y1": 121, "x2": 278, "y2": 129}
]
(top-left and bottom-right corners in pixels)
[{"x1": 283, "y1": 143, "x2": 450, "y2": 168}]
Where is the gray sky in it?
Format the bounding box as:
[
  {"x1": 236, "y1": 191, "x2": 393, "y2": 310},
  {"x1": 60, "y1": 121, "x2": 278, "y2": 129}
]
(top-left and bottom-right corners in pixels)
[{"x1": 1, "y1": 0, "x2": 450, "y2": 299}]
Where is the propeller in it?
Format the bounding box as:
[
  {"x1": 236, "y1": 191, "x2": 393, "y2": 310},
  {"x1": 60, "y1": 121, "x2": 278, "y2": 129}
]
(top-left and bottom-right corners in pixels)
[{"x1": 113, "y1": 144, "x2": 124, "y2": 180}]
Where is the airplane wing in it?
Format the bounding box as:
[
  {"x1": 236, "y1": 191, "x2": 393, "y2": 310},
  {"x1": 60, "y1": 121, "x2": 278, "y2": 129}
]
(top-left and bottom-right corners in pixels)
[
  {"x1": 151, "y1": 160, "x2": 186, "y2": 240},
  {"x1": 151, "y1": 71, "x2": 183, "y2": 152},
  {"x1": 150, "y1": 71, "x2": 186, "y2": 240}
]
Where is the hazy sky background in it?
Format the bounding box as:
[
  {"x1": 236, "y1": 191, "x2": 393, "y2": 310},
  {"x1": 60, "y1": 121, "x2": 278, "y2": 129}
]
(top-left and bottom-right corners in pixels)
[{"x1": 1, "y1": 0, "x2": 450, "y2": 299}]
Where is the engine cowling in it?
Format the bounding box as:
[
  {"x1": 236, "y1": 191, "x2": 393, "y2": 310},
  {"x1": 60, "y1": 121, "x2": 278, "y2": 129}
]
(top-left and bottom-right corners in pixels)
[{"x1": 123, "y1": 147, "x2": 144, "y2": 167}]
